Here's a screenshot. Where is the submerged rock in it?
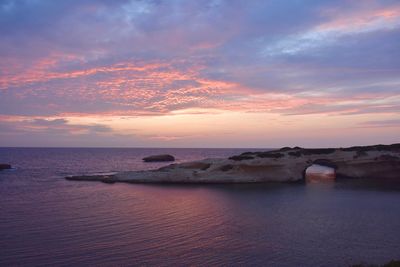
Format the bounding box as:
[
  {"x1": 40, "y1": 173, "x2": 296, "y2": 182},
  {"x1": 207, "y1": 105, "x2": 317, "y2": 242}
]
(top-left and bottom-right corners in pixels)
[
  {"x1": 67, "y1": 143, "x2": 400, "y2": 184},
  {"x1": 0, "y1": 164, "x2": 12, "y2": 170},
  {"x1": 142, "y1": 154, "x2": 175, "y2": 162}
]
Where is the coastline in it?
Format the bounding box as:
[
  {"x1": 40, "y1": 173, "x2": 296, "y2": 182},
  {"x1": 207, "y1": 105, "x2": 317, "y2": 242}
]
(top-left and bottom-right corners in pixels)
[{"x1": 66, "y1": 143, "x2": 400, "y2": 184}]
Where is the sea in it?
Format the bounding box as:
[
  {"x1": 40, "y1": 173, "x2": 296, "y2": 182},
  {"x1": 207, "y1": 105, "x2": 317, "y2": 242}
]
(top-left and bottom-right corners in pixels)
[{"x1": 0, "y1": 147, "x2": 399, "y2": 266}]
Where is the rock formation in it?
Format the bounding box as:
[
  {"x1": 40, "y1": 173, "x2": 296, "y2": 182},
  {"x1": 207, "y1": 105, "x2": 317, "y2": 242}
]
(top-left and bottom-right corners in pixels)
[
  {"x1": 142, "y1": 154, "x2": 175, "y2": 162},
  {"x1": 66, "y1": 143, "x2": 400, "y2": 184}
]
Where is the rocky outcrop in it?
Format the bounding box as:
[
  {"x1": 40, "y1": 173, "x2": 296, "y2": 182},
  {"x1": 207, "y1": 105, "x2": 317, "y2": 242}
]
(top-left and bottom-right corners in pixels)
[
  {"x1": 142, "y1": 154, "x2": 175, "y2": 162},
  {"x1": 66, "y1": 143, "x2": 400, "y2": 184},
  {"x1": 0, "y1": 164, "x2": 12, "y2": 170}
]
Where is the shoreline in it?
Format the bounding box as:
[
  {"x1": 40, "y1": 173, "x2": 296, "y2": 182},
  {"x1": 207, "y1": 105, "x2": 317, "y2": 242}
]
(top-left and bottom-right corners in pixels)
[{"x1": 66, "y1": 143, "x2": 400, "y2": 184}]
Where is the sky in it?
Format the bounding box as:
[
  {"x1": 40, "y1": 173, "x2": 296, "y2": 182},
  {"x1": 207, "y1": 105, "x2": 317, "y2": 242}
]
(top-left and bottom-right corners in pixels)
[{"x1": 0, "y1": 0, "x2": 399, "y2": 148}]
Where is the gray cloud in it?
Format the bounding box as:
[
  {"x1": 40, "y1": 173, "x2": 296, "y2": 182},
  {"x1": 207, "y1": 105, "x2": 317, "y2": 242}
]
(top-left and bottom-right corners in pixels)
[
  {"x1": 0, "y1": 118, "x2": 112, "y2": 135},
  {"x1": 359, "y1": 119, "x2": 400, "y2": 127}
]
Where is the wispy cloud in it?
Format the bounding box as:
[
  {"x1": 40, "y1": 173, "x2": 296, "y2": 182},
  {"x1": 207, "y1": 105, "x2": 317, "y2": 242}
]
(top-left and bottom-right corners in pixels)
[
  {"x1": 359, "y1": 119, "x2": 400, "y2": 128},
  {"x1": 0, "y1": 117, "x2": 113, "y2": 135},
  {"x1": 263, "y1": 3, "x2": 400, "y2": 56}
]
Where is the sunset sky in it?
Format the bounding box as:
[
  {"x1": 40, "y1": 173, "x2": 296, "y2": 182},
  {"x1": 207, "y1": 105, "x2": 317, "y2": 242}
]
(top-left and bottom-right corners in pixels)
[{"x1": 0, "y1": 0, "x2": 399, "y2": 148}]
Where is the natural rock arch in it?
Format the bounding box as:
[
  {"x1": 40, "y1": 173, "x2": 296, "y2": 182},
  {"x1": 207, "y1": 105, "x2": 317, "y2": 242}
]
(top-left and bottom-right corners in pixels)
[{"x1": 302, "y1": 159, "x2": 338, "y2": 181}]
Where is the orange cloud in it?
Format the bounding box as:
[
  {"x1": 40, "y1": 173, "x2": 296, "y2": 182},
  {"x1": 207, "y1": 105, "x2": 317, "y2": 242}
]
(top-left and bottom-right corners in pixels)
[
  {"x1": 0, "y1": 52, "x2": 257, "y2": 114},
  {"x1": 0, "y1": 55, "x2": 167, "y2": 90}
]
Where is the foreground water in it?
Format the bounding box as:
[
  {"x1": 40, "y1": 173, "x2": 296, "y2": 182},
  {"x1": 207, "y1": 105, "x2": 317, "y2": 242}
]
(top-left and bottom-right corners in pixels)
[{"x1": 0, "y1": 148, "x2": 399, "y2": 266}]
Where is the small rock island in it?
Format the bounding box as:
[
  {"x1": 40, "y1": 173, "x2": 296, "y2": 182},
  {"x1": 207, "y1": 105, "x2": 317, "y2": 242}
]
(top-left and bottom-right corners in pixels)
[
  {"x1": 0, "y1": 164, "x2": 12, "y2": 171},
  {"x1": 142, "y1": 154, "x2": 175, "y2": 162},
  {"x1": 66, "y1": 143, "x2": 400, "y2": 184}
]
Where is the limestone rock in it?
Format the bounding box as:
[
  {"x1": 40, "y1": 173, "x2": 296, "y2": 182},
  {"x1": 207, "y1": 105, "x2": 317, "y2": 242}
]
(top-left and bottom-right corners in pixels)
[{"x1": 67, "y1": 143, "x2": 400, "y2": 184}]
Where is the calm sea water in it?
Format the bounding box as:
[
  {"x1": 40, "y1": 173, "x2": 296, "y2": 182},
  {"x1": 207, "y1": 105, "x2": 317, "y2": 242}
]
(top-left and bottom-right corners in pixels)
[{"x1": 0, "y1": 148, "x2": 399, "y2": 266}]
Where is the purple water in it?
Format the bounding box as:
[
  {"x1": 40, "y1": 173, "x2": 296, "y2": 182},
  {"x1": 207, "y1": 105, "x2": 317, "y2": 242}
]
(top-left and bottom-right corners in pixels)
[{"x1": 0, "y1": 148, "x2": 399, "y2": 266}]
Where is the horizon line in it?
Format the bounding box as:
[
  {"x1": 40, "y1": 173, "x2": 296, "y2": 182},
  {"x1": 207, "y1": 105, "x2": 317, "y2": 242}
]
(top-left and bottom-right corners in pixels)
[
  {"x1": 0, "y1": 142, "x2": 398, "y2": 150},
  {"x1": 0, "y1": 146, "x2": 274, "y2": 150}
]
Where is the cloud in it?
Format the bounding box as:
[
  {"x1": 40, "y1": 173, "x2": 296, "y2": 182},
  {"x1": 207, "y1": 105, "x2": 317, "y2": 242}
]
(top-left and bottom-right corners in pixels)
[
  {"x1": 0, "y1": 0, "x2": 400, "y2": 146},
  {"x1": 31, "y1": 118, "x2": 68, "y2": 126},
  {"x1": 262, "y1": 3, "x2": 400, "y2": 57},
  {"x1": 359, "y1": 119, "x2": 400, "y2": 128},
  {"x1": 0, "y1": 117, "x2": 113, "y2": 135}
]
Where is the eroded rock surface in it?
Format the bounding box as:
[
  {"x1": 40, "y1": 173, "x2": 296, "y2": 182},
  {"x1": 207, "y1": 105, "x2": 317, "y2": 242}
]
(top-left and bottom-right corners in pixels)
[{"x1": 66, "y1": 144, "x2": 400, "y2": 184}]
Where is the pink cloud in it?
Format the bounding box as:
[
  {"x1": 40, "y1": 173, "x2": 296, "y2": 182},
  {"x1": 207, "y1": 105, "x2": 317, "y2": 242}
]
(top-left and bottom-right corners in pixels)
[{"x1": 318, "y1": 4, "x2": 400, "y2": 32}]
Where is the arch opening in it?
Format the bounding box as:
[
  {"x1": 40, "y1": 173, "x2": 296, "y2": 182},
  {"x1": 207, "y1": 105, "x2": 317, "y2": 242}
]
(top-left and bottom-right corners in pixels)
[{"x1": 305, "y1": 164, "x2": 336, "y2": 183}]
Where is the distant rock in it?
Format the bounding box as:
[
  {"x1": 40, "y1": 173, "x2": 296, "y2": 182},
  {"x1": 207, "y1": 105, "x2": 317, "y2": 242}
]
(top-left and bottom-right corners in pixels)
[
  {"x1": 142, "y1": 154, "x2": 175, "y2": 162},
  {"x1": 0, "y1": 164, "x2": 12, "y2": 170}
]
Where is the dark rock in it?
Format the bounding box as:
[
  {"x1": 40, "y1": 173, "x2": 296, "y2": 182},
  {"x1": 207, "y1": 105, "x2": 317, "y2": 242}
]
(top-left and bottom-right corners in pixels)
[
  {"x1": 383, "y1": 260, "x2": 400, "y2": 267},
  {"x1": 0, "y1": 164, "x2": 12, "y2": 170},
  {"x1": 229, "y1": 155, "x2": 254, "y2": 161},
  {"x1": 240, "y1": 152, "x2": 256, "y2": 156},
  {"x1": 342, "y1": 143, "x2": 400, "y2": 152},
  {"x1": 351, "y1": 259, "x2": 400, "y2": 267},
  {"x1": 101, "y1": 177, "x2": 116, "y2": 184},
  {"x1": 353, "y1": 150, "x2": 368, "y2": 159},
  {"x1": 143, "y1": 154, "x2": 175, "y2": 162},
  {"x1": 66, "y1": 174, "x2": 115, "y2": 181},
  {"x1": 289, "y1": 151, "x2": 301, "y2": 157},
  {"x1": 287, "y1": 148, "x2": 335, "y2": 156},
  {"x1": 219, "y1": 164, "x2": 234, "y2": 171},
  {"x1": 200, "y1": 164, "x2": 211, "y2": 170},
  {"x1": 180, "y1": 162, "x2": 211, "y2": 170},
  {"x1": 301, "y1": 148, "x2": 336, "y2": 155},
  {"x1": 375, "y1": 154, "x2": 399, "y2": 161},
  {"x1": 257, "y1": 152, "x2": 285, "y2": 158},
  {"x1": 312, "y1": 159, "x2": 338, "y2": 169}
]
